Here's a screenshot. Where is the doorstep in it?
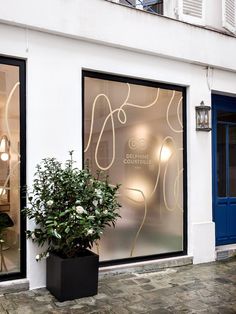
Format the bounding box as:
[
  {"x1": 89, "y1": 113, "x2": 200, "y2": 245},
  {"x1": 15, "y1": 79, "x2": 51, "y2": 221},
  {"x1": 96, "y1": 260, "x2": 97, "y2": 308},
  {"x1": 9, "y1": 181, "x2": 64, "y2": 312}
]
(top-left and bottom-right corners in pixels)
[
  {"x1": 0, "y1": 279, "x2": 29, "y2": 295},
  {"x1": 216, "y1": 244, "x2": 236, "y2": 261},
  {"x1": 99, "y1": 255, "x2": 193, "y2": 278}
]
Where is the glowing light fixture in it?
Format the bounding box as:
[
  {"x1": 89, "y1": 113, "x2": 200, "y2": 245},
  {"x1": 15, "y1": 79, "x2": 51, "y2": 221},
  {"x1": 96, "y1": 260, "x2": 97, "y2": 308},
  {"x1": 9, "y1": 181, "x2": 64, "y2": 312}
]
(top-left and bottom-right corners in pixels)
[
  {"x1": 160, "y1": 145, "x2": 172, "y2": 162},
  {"x1": 196, "y1": 101, "x2": 211, "y2": 131},
  {"x1": 0, "y1": 153, "x2": 9, "y2": 161},
  {"x1": 0, "y1": 136, "x2": 9, "y2": 161},
  {"x1": 0, "y1": 188, "x2": 6, "y2": 196}
]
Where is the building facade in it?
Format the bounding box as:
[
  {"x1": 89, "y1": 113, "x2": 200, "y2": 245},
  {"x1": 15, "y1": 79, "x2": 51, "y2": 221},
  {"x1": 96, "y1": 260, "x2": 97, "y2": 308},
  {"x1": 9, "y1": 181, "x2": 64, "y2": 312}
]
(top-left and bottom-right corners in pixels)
[{"x1": 0, "y1": 0, "x2": 236, "y2": 289}]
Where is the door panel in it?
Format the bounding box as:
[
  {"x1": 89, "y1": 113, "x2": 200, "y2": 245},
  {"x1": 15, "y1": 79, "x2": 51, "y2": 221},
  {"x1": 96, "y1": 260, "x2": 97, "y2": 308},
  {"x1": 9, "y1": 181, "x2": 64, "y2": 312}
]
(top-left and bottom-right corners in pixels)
[
  {"x1": 217, "y1": 124, "x2": 226, "y2": 197},
  {"x1": 229, "y1": 126, "x2": 236, "y2": 196},
  {"x1": 229, "y1": 202, "x2": 236, "y2": 239},
  {"x1": 215, "y1": 202, "x2": 228, "y2": 239},
  {"x1": 213, "y1": 94, "x2": 236, "y2": 245}
]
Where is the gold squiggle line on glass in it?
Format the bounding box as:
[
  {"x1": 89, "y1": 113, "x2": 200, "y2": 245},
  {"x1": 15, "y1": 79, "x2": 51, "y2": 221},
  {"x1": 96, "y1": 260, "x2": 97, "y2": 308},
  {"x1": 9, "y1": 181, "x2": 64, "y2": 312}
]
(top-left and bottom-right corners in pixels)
[
  {"x1": 5, "y1": 82, "x2": 20, "y2": 156},
  {"x1": 84, "y1": 84, "x2": 131, "y2": 159},
  {"x1": 177, "y1": 97, "x2": 183, "y2": 129},
  {"x1": 84, "y1": 94, "x2": 116, "y2": 171},
  {"x1": 174, "y1": 168, "x2": 184, "y2": 212},
  {"x1": 0, "y1": 82, "x2": 20, "y2": 201},
  {"x1": 166, "y1": 91, "x2": 183, "y2": 133},
  {"x1": 122, "y1": 90, "x2": 160, "y2": 111},
  {"x1": 95, "y1": 86, "x2": 160, "y2": 170},
  {"x1": 124, "y1": 136, "x2": 183, "y2": 208},
  {"x1": 132, "y1": 135, "x2": 182, "y2": 218},
  {"x1": 149, "y1": 136, "x2": 173, "y2": 200},
  {"x1": 125, "y1": 187, "x2": 147, "y2": 257},
  {"x1": 162, "y1": 154, "x2": 179, "y2": 212},
  {"x1": 162, "y1": 138, "x2": 182, "y2": 211},
  {"x1": 84, "y1": 83, "x2": 160, "y2": 171},
  {"x1": 95, "y1": 101, "x2": 117, "y2": 171}
]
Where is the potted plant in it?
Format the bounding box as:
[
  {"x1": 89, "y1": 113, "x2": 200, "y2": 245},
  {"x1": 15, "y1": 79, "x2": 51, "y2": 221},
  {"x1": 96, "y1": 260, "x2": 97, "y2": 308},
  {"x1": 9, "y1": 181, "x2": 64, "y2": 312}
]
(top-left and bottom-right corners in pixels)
[{"x1": 23, "y1": 151, "x2": 120, "y2": 302}]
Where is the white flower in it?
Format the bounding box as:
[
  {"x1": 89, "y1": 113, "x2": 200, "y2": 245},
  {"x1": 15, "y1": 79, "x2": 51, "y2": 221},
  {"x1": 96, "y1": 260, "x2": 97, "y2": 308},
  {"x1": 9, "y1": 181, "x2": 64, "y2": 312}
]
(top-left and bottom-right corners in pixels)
[
  {"x1": 46, "y1": 253, "x2": 49, "y2": 258},
  {"x1": 92, "y1": 200, "x2": 98, "y2": 207},
  {"x1": 88, "y1": 215, "x2": 95, "y2": 220},
  {"x1": 76, "y1": 206, "x2": 86, "y2": 214},
  {"x1": 46, "y1": 200, "x2": 54, "y2": 206},
  {"x1": 87, "y1": 229, "x2": 94, "y2": 235},
  {"x1": 71, "y1": 213, "x2": 76, "y2": 219},
  {"x1": 103, "y1": 210, "x2": 108, "y2": 215},
  {"x1": 95, "y1": 189, "x2": 102, "y2": 197},
  {"x1": 35, "y1": 254, "x2": 40, "y2": 261},
  {"x1": 31, "y1": 233, "x2": 36, "y2": 240},
  {"x1": 99, "y1": 198, "x2": 103, "y2": 204}
]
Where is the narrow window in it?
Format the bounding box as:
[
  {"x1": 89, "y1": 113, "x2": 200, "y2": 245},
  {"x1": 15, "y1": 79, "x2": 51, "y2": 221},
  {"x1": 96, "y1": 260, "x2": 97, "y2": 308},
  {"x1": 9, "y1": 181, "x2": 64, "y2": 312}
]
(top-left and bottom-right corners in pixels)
[{"x1": 0, "y1": 58, "x2": 26, "y2": 279}]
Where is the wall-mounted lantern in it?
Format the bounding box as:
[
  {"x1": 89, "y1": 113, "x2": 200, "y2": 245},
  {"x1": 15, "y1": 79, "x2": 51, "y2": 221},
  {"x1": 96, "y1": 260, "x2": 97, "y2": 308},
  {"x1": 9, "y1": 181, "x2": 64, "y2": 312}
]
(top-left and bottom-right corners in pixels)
[{"x1": 195, "y1": 101, "x2": 211, "y2": 131}]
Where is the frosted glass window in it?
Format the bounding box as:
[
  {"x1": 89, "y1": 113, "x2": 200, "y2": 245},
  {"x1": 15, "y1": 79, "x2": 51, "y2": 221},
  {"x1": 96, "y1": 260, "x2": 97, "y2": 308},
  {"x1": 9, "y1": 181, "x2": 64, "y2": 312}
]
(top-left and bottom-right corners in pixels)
[{"x1": 84, "y1": 74, "x2": 185, "y2": 262}]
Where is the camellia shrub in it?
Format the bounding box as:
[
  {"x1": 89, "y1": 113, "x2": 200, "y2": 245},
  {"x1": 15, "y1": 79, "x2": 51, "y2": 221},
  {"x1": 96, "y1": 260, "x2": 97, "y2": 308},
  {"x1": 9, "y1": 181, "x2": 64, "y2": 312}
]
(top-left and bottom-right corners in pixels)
[{"x1": 24, "y1": 151, "x2": 121, "y2": 260}]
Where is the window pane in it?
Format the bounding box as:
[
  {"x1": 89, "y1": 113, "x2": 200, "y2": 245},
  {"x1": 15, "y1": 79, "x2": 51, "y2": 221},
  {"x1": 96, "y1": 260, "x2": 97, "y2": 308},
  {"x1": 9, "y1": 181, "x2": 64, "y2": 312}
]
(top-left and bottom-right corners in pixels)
[
  {"x1": 119, "y1": 0, "x2": 136, "y2": 6},
  {"x1": 84, "y1": 75, "x2": 184, "y2": 262},
  {"x1": 217, "y1": 124, "x2": 226, "y2": 197},
  {"x1": 0, "y1": 64, "x2": 21, "y2": 274},
  {"x1": 217, "y1": 111, "x2": 236, "y2": 123},
  {"x1": 229, "y1": 126, "x2": 236, "y2": 196},
  {"x1": 143, "y1": 0, "x2": 164, "y2": 14}
]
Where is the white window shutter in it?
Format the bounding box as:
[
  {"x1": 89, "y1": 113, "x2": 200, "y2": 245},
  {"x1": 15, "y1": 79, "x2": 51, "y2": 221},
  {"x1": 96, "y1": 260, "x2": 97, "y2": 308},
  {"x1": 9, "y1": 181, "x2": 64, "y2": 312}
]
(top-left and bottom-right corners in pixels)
[
  {"x1": 178, "y1": 0, "x2": 205, "y2": 26},
  {"x1": 222, "y1": 0, "x2": 236, "y2": 33}
]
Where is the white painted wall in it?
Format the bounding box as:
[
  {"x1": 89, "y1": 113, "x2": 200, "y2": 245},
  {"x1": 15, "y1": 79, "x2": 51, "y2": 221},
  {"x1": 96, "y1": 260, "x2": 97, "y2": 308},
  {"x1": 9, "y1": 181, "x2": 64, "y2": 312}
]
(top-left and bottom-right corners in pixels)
[
  {"x1": 0, "y1": 0, "x2": 236, "y2": 71},
  {"x1": 0, "y1": 0, "x2": 236, "y2": 289}
]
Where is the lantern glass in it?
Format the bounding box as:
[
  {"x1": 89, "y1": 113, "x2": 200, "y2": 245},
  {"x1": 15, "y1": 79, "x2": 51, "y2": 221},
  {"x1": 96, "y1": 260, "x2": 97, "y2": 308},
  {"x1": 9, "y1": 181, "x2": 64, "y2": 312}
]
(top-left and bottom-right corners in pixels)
[{"x1": 196, "y1": 102, "x2": 211, "y2": 131}]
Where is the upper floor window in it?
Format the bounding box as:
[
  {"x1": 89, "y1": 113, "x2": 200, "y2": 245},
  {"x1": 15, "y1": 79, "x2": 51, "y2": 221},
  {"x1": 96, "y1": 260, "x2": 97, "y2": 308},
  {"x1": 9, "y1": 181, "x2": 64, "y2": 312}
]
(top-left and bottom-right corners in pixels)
[
  {"x1": 119, "y1": 0, "x2": 164, "y2": 15},
  {"x1": 116, "y1": 0, "x2": 236, "y2": 35}
]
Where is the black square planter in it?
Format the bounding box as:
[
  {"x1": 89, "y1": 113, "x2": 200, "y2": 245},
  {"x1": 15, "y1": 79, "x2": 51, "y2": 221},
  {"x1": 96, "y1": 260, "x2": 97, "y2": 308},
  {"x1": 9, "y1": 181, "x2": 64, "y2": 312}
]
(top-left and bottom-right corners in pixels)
[{"x1": 46, "y1": 250, "x2": 99, "y2": 302}]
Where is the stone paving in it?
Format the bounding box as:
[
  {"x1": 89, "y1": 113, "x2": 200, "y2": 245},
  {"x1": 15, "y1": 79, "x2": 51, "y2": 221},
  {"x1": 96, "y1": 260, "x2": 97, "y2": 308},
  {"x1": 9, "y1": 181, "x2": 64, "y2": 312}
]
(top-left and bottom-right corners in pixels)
[{"x1": 0, "y1": 257, "x2": 236, "y2": 313}]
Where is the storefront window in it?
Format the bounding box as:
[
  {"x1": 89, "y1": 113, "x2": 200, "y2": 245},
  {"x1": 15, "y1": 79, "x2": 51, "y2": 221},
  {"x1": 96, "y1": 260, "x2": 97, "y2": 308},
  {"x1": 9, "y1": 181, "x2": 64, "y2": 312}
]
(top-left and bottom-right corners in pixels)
[
  {"x1": 0, "y1": 59, "x2": 25, "y2": 277},
  {"x1": 83, "y1": 72, "x2": 185, "y2": 262}
]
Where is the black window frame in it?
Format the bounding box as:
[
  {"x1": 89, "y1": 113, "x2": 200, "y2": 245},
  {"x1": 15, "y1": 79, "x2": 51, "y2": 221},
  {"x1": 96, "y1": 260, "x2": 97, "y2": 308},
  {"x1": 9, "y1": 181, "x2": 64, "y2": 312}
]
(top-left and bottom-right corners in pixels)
[
  {"x1": 0, "y1": 56, "x2": 26, "y2": 281},
  {"x1": 82, "y1": 70, "x2": 187, "y2": 267}
]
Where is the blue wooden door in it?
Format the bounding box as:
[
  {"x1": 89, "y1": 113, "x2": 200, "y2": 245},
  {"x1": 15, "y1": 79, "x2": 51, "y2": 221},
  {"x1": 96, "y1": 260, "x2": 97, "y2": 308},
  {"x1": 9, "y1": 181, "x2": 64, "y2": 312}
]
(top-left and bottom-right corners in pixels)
[{"x1": 212, "y1": 95, "x2": 236, "y2": 245}]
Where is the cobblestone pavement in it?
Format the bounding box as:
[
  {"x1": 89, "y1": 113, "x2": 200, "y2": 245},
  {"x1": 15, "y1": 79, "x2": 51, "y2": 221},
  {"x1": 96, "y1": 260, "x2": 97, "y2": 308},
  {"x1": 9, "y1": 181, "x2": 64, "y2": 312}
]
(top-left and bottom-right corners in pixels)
[{"x1": 1, "y1": 257, "x2": 236, "y2": 313}]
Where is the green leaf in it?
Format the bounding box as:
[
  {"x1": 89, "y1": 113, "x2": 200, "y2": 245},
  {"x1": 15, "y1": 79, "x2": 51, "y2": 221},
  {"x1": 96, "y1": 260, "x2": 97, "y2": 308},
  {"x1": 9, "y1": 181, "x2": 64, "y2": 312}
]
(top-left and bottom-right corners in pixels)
[{"x1": 53, "y1": 229, "x2": 61, "y2": 239}]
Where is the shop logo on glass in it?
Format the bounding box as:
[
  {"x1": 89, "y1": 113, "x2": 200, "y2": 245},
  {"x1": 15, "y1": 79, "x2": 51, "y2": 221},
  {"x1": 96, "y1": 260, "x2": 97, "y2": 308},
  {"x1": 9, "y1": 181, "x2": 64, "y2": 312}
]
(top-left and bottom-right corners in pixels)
[{"x1": 128, "y1": 137, "x2": 147, "y2": 151}]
